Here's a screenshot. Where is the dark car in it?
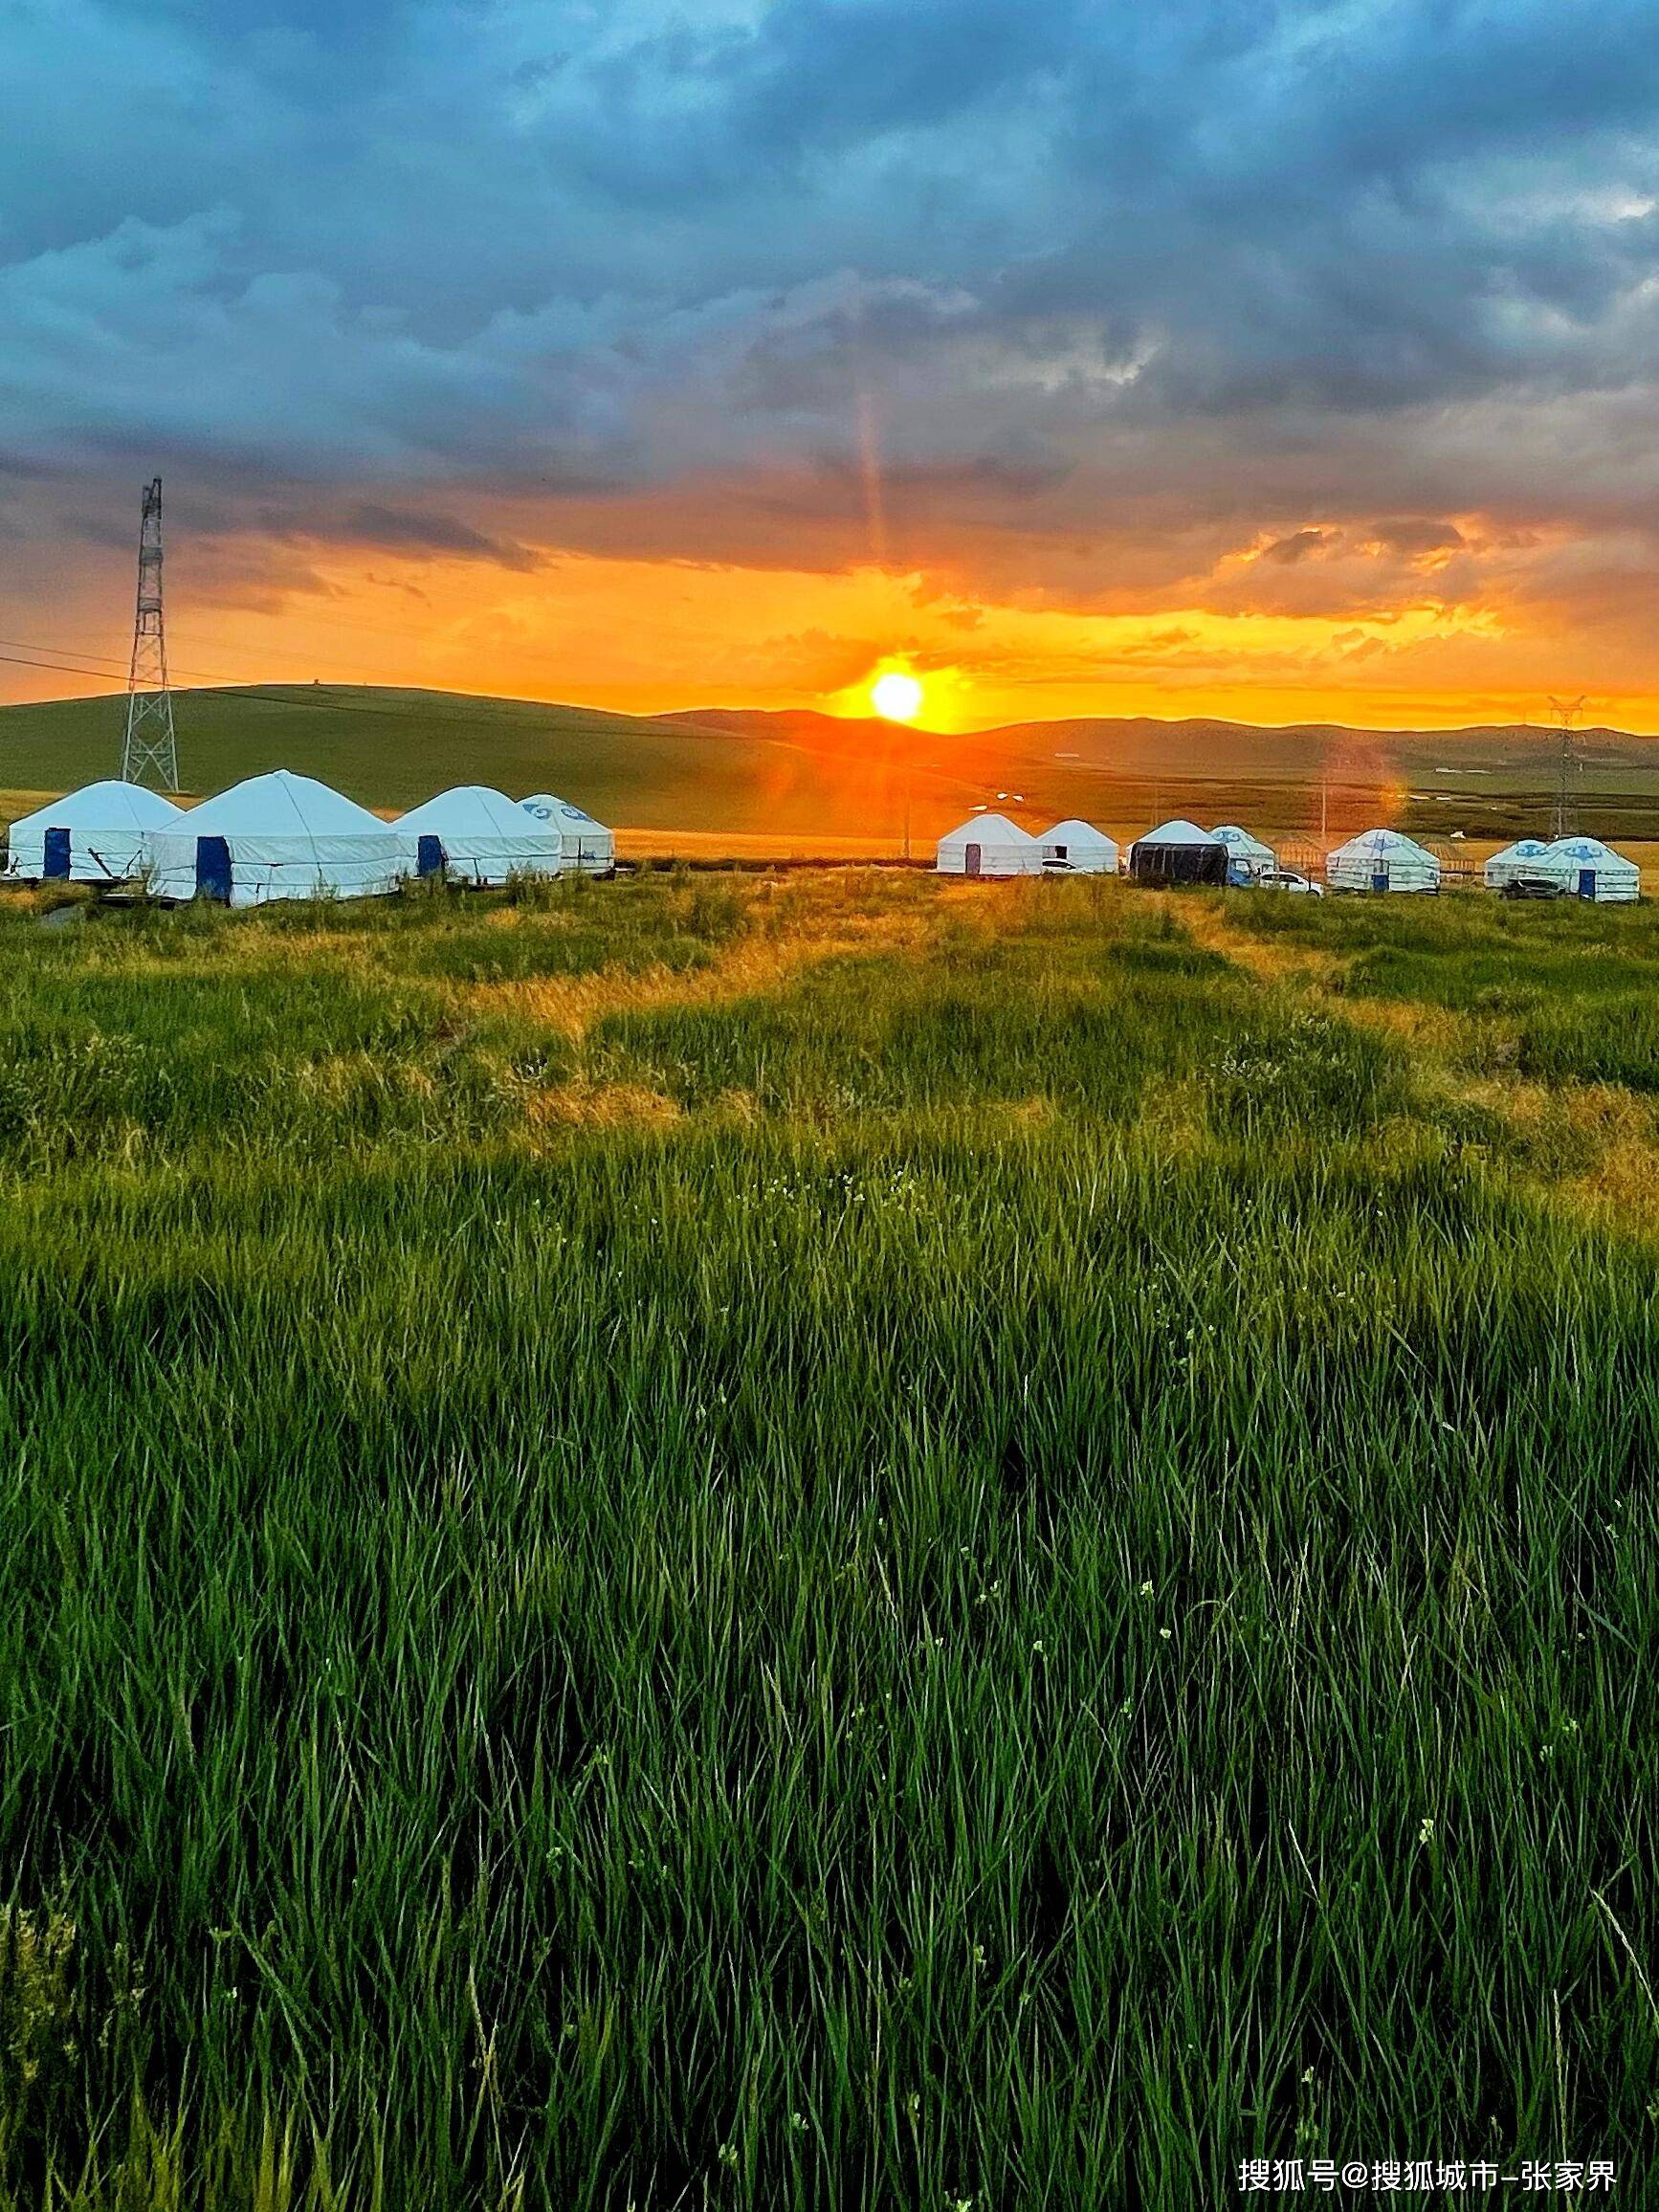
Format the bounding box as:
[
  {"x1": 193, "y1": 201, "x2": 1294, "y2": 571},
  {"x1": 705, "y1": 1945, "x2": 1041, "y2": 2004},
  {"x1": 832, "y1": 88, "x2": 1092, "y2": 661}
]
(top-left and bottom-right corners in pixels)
[{"x1": 1499, "y1": 875, "x2": 1567, "y2": 900}]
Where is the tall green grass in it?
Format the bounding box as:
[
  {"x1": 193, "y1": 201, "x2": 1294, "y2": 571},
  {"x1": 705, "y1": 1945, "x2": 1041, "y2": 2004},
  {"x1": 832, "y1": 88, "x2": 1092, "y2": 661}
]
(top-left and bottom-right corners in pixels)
[
  {"x1": 0, "y1": 874, "x2": 1654, "y2": 2207},
  {"x1": 1233, "y1": 890, "x2": 1659, "y2": 1091}
]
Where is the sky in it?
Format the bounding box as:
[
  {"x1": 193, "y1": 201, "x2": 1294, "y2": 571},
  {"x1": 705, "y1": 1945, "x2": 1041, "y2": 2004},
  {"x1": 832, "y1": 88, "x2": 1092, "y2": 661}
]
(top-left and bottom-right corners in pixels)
[{"x1": 5, "y1": 0, "x2": 1659, "y2": 731}]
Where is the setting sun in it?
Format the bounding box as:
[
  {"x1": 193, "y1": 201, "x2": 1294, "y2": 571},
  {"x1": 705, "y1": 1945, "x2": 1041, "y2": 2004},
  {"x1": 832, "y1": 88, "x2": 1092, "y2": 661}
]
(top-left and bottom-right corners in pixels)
[{"x1": 871, "y1": 670, "x2": 924, "y2": 723}]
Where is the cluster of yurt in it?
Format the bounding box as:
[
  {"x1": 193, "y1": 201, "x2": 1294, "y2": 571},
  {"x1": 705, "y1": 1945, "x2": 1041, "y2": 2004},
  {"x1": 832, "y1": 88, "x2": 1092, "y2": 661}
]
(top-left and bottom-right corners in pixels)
[
  {"x1": 1484, "y1": 834, "x2": 1639, "y2": 902},
  {"x1": 934, "y1": 806, "x2": 1645, "y2": 902},
  {"x1": 937, "y1": 812, "x2": 1263, "y2": 886},
  {"x1": 936, "y1": 813, "x2": 1120, "y2": 876},
  {"x1": 3, "y1": 772, "x2": 614, "y2": 904}
]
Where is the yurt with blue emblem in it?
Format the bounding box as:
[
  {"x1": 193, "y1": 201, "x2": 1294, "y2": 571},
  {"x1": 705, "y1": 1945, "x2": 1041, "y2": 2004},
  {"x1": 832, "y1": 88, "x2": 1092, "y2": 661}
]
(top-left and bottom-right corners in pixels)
[
  {"x1": 1543, "y1": 836, "x2": 1640, "y2": 902},
  {"x1": 1211, "y1": 824, "x2": 1276, "y2": 882},
  {"x1": 1325, "y1": 829, "x2": 1440, "y2": 895},
  {"x1": 520, "y1": 794, "x2": 615, "y2": 874},
  {"x1": 1484, "y1": 838, "x2": 1558, "y2": 891}
]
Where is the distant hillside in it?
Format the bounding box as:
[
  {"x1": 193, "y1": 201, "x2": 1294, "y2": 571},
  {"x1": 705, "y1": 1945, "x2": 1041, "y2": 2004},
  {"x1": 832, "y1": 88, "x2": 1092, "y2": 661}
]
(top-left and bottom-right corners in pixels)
[
  {"x1": 662, "y1": 705, "x2": 1659, "y2": 841},
  {"x1": 0, "y1": 686, "x2": 849, "y2": 834},
  {"x1": 6, "y1": 685, "x2": 1659, "y2": 843},
  {"x1": 665, "y1": 702, "x2": 1659, "y2": 779}
]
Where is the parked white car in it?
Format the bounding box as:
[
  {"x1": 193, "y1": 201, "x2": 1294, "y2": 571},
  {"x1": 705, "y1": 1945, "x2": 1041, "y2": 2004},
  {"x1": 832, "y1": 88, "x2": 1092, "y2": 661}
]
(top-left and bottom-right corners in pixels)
[{"x1": 1256, "y1": 869, "x2": 1324, "y2": 896}]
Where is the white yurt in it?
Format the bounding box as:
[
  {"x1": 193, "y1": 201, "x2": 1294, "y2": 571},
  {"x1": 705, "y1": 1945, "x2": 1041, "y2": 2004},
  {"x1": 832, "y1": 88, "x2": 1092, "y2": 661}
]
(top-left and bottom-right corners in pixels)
[
  {"x1": 936, "y1": 812, "x2": 1042, "y2": 876},
  {"x1": 1211, "y1": 824, "x2": 1276, "y2": 880},
  {"x1": 1037, "y1": 819, "x2": 1119, "y2": 874},
  {"x1": 140, "y1": 770, "x2": 406, "y2": 907},
  {"x1": 395, "y1": 785, "x2": 564, "y2": 885},
  {"x1": 1544, "y1": 835, "x2": 1641, "y2": 902},
  {"x1": 4, "y1": 780, "x2": 182, "y2": 882},
  {"x1": 1484, "y1": 837, "x2": 1559, "y2": 891},
  {"x1": 520, "y1": 794, "x2": 615, "y2": 874},
  {"x1": 1325, "y1": 829, "x2": 1441, "y2": 895}
]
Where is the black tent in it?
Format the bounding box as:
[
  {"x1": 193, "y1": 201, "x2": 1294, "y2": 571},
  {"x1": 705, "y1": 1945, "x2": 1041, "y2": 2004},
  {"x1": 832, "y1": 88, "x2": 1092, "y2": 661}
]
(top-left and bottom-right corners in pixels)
[{"x1": 1127, "y1": 819, "x2": 1229, "y2": 885}]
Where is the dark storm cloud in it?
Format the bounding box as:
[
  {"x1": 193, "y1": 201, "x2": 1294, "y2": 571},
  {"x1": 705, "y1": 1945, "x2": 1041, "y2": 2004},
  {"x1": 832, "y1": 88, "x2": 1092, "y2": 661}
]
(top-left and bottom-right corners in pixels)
[
  {"x1": 1371, "y1": 520, "x2": 1468, "y2": 558},
  {"x1": 1259, "y1": 530, "x2": 1334, "y2": 566},
  {"x1": 5, "y1": 0, "x2": 1659, "y2": 613},
  {"x1": 340, "y1": 504, "x2": 540, "y2": 569}
]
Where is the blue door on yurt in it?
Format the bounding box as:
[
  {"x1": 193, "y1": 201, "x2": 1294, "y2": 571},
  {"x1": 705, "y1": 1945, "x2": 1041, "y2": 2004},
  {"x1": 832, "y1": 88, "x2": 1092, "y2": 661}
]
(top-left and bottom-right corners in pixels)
[
  {"x1": 416, "y1": 834, "x2": 444, "y2": 878},
  {"x1": 1372, "y1": 863, "x2": 1389, "y2": 892},
  {"x1": 1579, "y1": 867, "x2": 1596, "y2": 899},
  {"x1": 43, "y1": 827, "x2": 71, "y2": 879},
  {"x1": 195, "y1": 835, "x2": 232, "y2": 903},
  {"x1": 965, "y1": 843, "x2": 982, "y2": 877}
]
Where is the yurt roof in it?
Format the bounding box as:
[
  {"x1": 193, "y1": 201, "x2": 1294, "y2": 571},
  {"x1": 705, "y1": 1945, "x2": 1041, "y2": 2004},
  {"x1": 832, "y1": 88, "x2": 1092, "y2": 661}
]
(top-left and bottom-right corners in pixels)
[
  {"x1": 1041, "y1": 818, "x2": 1117, "y2": 846},
  {"x1": 1490, "y1": 838, "x2": 1553, "y2": 863},
  {"x1": 939, "y1": 812, "x2": 1035, "y2": 845},
  {"x1": 396, "y1": 785, "x2": 537, "y2": 835},
  {"x1": 11, "y1": 780, "x2": 183, "y2": 835},
  {"x1": 521, "y1": 793, "x2": 608, "y2": 828},
  {"x1": 1211, "y1": 823, "x2": 1274, "y2": 852},
  {"x1": 1547, "y1": 836, "x2": 1635, "y2": 866},
  {"x1": 177, "y1": 770, "x2": 391, "y2": 836},
  {"x1": 1331, "y1": 827, "x2": 1434, "y2": 858},
  {"x1": 1137, "y1": 818, "x2": 1220, "y2": 846}
]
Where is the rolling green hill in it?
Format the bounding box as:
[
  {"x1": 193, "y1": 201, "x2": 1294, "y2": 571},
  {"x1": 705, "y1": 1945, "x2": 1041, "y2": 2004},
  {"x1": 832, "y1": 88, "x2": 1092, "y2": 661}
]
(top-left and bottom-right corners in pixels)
[
  {"x1": 6, "y1": 683, "x2": 1659, "y2": 843},
  {"x1": 0, "y1": 687, "x2": 808, "y2": 832}
]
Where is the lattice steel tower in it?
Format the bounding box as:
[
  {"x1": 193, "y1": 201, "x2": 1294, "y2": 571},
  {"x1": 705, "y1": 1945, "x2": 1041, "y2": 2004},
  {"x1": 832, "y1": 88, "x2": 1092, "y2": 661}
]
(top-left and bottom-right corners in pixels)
[
  {"x1": 1548, "y1": 694, "x2": 1585, "y2": 841},
  {"x1": 121, "y1": 477, "x2": 180, "y2": 790}
]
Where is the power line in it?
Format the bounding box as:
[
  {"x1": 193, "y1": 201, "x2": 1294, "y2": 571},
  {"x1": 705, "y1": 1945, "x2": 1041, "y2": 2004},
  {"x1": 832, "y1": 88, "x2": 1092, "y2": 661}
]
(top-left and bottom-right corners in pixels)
[
  {"x1": 0, "y1": 630, "x2": 419, "y2": 696},
  {"x1": 0, "y1": 645, "x2": 476, "y2": 732}
]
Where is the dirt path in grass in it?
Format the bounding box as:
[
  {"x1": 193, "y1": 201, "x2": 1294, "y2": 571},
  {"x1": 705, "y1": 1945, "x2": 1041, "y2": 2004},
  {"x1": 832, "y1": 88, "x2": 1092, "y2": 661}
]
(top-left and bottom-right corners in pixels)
[{"x1": 1183, "y1": 895, "x2": 1659, "y2": 1237}]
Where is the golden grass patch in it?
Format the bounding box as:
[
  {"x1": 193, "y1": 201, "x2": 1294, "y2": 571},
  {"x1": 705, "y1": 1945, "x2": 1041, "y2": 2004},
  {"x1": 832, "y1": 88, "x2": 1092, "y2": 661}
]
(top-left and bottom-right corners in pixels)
[
  {"x1": 1185, "y1": 895, "x2": 1659, "y2": 1239},
  {"x1": 471, "y1": 899, "x2": 931, "y2": 1043},
  {"x1": 524, "y1": 1081, "x2": 683, "y2": 1130}
]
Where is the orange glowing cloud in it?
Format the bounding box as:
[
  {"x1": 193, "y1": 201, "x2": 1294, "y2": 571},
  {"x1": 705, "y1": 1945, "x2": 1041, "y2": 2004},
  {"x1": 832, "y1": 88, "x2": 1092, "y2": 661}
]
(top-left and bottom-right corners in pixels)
[
  {"x1": 14, "y1": 501, "x2": 1659, "y2": 738},
  {"x1": 165, "y1": 539, "x2": 1620, "y2": 733}
]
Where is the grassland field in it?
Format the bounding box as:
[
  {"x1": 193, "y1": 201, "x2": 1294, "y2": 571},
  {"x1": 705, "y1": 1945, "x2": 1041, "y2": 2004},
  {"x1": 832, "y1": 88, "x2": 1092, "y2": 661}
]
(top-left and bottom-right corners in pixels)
[{"x1": 1, "y1": 868, "x2": 1657, "y2": 2209}]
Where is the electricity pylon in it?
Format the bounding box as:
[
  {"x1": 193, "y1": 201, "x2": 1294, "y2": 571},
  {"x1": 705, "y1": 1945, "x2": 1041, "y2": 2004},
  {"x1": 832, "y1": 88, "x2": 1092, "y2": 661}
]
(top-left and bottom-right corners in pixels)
[
  {"x1": 121, "y1": 477, "x2": 180, "y2": 790},
  {"x1": 1547, "y1": 694, "x2": 1585, "y2": 841}
]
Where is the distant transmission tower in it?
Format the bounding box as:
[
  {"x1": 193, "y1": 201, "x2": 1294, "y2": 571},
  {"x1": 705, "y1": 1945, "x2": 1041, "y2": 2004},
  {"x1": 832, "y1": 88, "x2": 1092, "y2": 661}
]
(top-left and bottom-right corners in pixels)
[
  {"x1": 121, "y1": 477, "x2": 180, "y2": 790},
  {"x1": 1547, "y1": 694, "x2": 1586, "y2": 840}
]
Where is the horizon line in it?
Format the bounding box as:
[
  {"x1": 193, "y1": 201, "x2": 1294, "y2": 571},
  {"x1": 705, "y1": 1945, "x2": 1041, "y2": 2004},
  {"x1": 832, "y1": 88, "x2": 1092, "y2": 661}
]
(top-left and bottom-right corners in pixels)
[{"x1": 5, "y1": 676, "x2": 1659, "y2": 745}]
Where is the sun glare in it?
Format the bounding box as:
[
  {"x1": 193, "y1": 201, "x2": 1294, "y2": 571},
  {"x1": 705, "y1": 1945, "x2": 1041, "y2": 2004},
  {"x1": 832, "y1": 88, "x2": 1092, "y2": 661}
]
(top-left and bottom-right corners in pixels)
[{"x1": 871, "y1": 670, "x2": 924, "y2": 723}]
